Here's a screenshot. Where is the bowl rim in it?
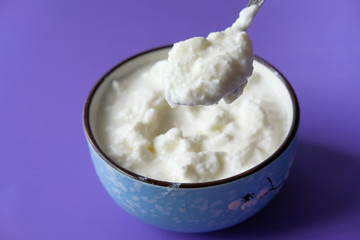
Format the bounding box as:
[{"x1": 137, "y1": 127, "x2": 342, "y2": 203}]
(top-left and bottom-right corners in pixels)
[{"x1": 83, "y1": 45, "x2": 300, "y2": 189}]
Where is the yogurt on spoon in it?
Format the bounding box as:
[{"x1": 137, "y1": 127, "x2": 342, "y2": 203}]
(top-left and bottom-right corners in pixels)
[{"x1": 163, "y1": 3, "x2": 263, "y2": 107}]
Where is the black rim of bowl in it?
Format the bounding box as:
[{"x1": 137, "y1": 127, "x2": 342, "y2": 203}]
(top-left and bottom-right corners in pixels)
[{"x1": 83, "y1": 45, "x2": 300, "y2": 189}]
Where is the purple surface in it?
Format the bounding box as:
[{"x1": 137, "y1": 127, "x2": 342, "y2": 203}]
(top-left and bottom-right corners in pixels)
[{"x1": 1, "y1": 0, "x2": 359, "y2": 239}]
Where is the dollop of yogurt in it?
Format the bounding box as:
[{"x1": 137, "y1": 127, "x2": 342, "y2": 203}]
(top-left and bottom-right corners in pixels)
[{"x1": 163, "y1": 5, "x2": 262, "y2": 107}]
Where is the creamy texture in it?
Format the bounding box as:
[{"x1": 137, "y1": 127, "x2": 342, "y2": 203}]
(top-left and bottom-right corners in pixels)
[
  {"x1": 97, "y1": 59, "x2": 290, "y2": 183},
  {"x1": 163, "y1": 5, "x2": 261, "y2": 107}
]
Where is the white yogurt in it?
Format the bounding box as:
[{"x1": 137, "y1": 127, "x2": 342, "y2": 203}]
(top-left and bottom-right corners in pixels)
[
  {"x1": 163, "y1": 5, "x2": 262, "y2": 107},
  {"x1": 97, "y1": 59, "x2": 291, "y2": 183}
]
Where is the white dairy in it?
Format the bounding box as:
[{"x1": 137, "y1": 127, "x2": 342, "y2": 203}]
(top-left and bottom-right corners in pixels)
[
  {"x1": 97, "y1": 59, "x2": 291, "y2": 183},
  {"x1": 163, "y1": 5, "x2": 262, "y2": 107}
]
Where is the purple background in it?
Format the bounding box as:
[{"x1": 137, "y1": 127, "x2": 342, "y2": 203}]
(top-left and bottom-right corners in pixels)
[{"x1": 1, "y1": 0, "x2": 360, "y2": 239}]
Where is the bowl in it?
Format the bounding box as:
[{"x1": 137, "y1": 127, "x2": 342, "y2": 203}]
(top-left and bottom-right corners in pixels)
[{"x1": 83, "y1": 45, "x2": 300, "y2": 233}]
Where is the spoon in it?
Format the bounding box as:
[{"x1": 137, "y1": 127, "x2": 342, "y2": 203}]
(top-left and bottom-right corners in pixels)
[{"x1": 163, "y1": 0, "x2": 265, "y2": 108}]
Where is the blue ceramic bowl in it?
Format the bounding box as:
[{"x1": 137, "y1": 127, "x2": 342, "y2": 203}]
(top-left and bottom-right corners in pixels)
[{"x1": 83, "y1": 46, "x2": 300, "y2": 233}]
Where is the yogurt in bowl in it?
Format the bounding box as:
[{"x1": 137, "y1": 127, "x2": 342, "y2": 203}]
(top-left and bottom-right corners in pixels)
[
  {"x1": 83, "y1": 46, "x2": 300, "y2": 232},
  {"x1": 96, "y1": 54, "x2": 291, "y2": 183}
]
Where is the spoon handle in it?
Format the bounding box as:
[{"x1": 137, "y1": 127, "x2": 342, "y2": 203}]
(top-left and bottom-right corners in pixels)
[{"x1": 247, "y1": 0, "x2": 264, "y2": 7}]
